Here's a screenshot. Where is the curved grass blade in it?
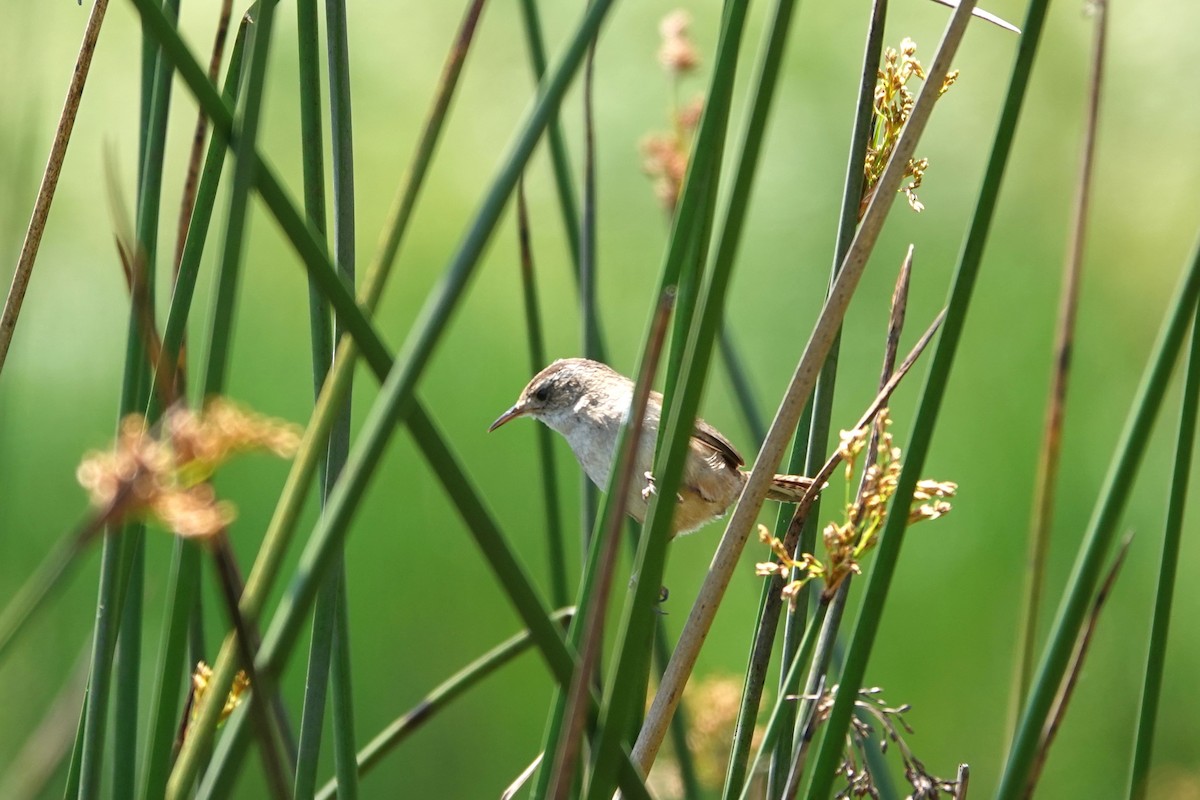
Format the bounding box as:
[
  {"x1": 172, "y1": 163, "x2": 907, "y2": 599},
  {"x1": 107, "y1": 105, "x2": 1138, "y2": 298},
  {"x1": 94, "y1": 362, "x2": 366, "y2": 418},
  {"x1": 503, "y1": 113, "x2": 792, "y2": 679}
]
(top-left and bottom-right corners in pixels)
[
  {"x1": 294, "y1": 0, "x2": 361, "y2": 794},
  {"x1": 312, "y1": 608, "x2": 576, "y2": 800}
]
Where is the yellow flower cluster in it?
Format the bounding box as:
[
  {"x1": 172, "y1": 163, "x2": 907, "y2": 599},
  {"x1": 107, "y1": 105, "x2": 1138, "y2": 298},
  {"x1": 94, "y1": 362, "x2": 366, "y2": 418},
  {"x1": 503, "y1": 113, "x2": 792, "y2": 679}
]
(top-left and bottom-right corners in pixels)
[
  {"x1": 862, "y1": 38, "x2": 958, "y2": 216},
  {"x1": 757, "y1": 410, "x2": 957, "y2": 604},
  {"x1": 190, "y1": 661, "x2": 250, "y2": 728}
]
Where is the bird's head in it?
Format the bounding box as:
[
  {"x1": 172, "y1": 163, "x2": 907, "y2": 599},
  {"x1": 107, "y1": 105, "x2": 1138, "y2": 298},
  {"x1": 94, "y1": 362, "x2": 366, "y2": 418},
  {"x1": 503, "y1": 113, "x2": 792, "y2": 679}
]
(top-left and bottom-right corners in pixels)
[{"x1": 488, "y1": 358, "x2": 619, "y2": 433}]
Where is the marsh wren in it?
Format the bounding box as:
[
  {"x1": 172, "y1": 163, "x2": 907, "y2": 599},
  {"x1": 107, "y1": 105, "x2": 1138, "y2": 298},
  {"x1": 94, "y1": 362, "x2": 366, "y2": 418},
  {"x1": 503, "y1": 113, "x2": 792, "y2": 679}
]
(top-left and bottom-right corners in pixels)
[{"x1": 489, "y1": 358, "x2": 814, "y2": 535}]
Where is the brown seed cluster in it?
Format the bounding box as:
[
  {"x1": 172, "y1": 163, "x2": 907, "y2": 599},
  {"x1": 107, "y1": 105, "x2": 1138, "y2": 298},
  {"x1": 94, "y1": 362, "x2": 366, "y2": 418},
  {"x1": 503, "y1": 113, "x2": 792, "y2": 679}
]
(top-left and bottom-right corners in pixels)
[
  {"x1": 76, "y1": 398, "x2": 301, "y2": 540},
  {"x1": 641, "y1": 10, "x2": 705, "y2": 213},
  {"x1": 861, "y1": 38, "x2": 958, "y2": 217},
  {"x1": 756, "y1": 410, "x2": 957, "y2": 604},
  {"x1": 804, "y1": 685, "x2": 961, "y2": 799},
  {"x1": 657, "y1": 9, "x2": 699, "y2": 75}
]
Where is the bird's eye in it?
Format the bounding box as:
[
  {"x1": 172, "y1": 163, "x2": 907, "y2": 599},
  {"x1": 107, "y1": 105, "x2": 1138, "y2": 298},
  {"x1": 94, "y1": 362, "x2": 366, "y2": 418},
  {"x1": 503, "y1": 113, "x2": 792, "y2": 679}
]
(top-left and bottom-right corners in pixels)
[{"x1": 534, "y1": 385, "x2": 550, "y2": 403}]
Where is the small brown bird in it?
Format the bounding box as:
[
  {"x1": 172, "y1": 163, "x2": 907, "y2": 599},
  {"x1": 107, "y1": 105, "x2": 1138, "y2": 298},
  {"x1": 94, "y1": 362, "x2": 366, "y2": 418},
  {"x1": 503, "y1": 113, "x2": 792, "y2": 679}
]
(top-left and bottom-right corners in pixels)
[{"x1": 489, "y1": 358, "x2": 814, "y2": 535}]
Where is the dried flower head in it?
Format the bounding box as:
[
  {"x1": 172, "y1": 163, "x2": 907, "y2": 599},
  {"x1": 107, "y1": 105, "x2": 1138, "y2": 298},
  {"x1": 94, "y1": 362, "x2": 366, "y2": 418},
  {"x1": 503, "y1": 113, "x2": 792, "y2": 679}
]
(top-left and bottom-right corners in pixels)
[
  {"x1": 641, "y1": 12, "x2": 707, "y2": 214},
  {"x1": 802, "y1": 685, "x2": 962, "y2": 799},
  {"x1": 861, "y1": 38, "x2": 957, "y2": 216},
  {"x1": 76, "y1": 399, "x2": 300, "y2": 540},
  {"x1": 658, "y1": 10, "x2": 699, "y2": 75}
]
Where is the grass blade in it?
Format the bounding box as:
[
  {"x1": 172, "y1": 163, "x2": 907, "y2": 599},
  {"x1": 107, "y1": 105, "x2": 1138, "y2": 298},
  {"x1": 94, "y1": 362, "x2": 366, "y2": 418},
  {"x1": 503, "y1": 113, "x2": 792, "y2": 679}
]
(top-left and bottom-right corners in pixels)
[
  {"x1": 545, "y1": 291, "x2": 674, "y2": 799},
  {"x1": 291, "y1": 0, "x2": 335, "y2": 792},
  {"x1": 314, "y1": 609, "x2": 576, "y2": 800},
  {"x1": 515, "y1": 182, "x2": 569, "y2": 608},
  {"x1": 999, "y1": 234, "x2": 1200, "y2": 795},
  {"x1": 770, "y1": 0, "x2": 884, "y2": 784},
  {"x1": 139, "y1": 23, "x2": 249, "y2": 800},
  {"x1": 1128, "y1": 302, "x2": 1200, "y2": 799}
]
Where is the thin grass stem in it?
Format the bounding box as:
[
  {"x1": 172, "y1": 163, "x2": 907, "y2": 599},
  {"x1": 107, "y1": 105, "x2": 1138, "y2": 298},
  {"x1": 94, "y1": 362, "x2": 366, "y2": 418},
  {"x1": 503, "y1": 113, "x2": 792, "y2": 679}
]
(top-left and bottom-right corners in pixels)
[
  {"x1": 545, "y1": 291, "x2": 674, "y2": 799},
  {"x1": 172, "y1": 0, "x2": 232, "y2": 276},
  {"x1": 769, "y1": 0, "x2": 885, "y2": 788},
  {"x1": 517, "y1": 0, "x2": 582, "y2": 273},
  {"x1": 112, "y1": 1, "x2": 184, "y2": 790},
  {"x1": 587, "y1": 3, "x2": 754, "y2": 791},
  {"x1": 736, "y1": 599, "x2": 830, "y2": 800},
  {"x1": 313, "y1": 609, "x2": 576, "y2": 800},
  {"x1": 1025, "y1": 534, "x2": 1133, "y2": 795},
  {"x1": 1011, "y1": 0, "x2": 1107, "y2": 718},
  {"x1": 139, "y1": 25, "x2": 250, "y2": 800},
  {"x1": 1128, "y1": 298, "x2": 1200, "y2": 800},
  {"x1": 783, "y1": 246, "x2": 913, "y2": 799},
  {"x1": 516, "y1": 181, "x2": 569, "y2": 608},
  {"x1": 321, "y1": 1, "x2": 359, "y2": 793},
  {"x1": 292, "y1": 0, "x2": 336, "y2": 792}
]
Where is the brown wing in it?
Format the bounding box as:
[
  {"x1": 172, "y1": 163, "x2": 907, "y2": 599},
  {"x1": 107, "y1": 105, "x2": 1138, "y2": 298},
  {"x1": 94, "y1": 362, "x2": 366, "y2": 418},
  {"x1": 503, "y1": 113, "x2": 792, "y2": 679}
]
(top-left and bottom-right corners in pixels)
[
  {"x1": 691, "y1": 416, "x2": 744, "y2": 468},
  {"x1": 645, "y1": 389, "x2": 744, "y2": 468}
]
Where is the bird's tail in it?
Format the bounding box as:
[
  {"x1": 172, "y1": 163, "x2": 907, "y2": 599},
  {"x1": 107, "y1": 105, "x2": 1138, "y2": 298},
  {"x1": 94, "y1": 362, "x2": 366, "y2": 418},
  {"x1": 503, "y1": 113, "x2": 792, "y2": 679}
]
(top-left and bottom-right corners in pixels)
[{"x1": 766, "y1": 474, "x2": 816, "y2": 503}]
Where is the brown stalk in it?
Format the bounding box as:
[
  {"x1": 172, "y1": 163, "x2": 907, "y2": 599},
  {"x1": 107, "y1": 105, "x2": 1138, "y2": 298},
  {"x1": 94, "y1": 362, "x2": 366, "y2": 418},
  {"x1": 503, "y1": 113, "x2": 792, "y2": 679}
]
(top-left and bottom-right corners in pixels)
[
  {"x1": 208, "y1": 532, "x2": 292, "y2": 800},
  {"x1": 114, "y1": 238, "x2": 183, "y2": 407},
  {"x1": 173, "y1": 0, "x2": 234, "y2": 276},
  {"x1": 783, "y1": 247, "x2": 917, "y2": 798},
  {"x1": 544, "y1": 288, "x2": 675, "y2": 800},
  {"x1": 1013, "y1": 0, "x2": 1109, "y2": 719},
  {"x1": 1024, "y1": 531, "x2": 1133, "y2": 798},
  {"x1": 0, "y1": 0, "x2": 110, "y2": 378}
]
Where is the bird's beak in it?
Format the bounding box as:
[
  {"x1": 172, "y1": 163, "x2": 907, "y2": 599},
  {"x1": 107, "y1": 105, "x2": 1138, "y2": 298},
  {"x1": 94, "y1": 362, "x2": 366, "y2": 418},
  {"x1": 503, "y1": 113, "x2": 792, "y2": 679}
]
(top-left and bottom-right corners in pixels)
[{"x1": 488, "y1": 402, "x2": 526, "y2": 432}]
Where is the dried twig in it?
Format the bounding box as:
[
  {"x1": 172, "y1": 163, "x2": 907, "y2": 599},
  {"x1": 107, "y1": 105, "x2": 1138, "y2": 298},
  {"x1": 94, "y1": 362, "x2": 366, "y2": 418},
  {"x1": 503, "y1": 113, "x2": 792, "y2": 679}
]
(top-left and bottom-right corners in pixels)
[
  {"x1": 1013, "y1": 0, "x2": 1108, "y2": 718},
  {"x1": 0, "y1": 0, "x2": 110, "y2": 376}
]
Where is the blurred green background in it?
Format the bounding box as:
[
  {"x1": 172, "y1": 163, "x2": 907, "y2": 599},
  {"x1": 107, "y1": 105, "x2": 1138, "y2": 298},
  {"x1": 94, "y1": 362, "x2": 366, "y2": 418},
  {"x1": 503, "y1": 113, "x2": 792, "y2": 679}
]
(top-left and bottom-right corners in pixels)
[{"x1": 2, "y1": 0, "x2": 1199, "y2": 797}]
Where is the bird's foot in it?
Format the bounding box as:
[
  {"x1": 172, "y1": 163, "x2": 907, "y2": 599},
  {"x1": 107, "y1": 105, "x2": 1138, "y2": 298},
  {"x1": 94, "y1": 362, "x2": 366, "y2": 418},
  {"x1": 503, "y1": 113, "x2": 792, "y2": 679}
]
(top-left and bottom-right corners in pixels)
[{"x1": 641, "y1": 471, "x2": 657, "y2": 501}]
